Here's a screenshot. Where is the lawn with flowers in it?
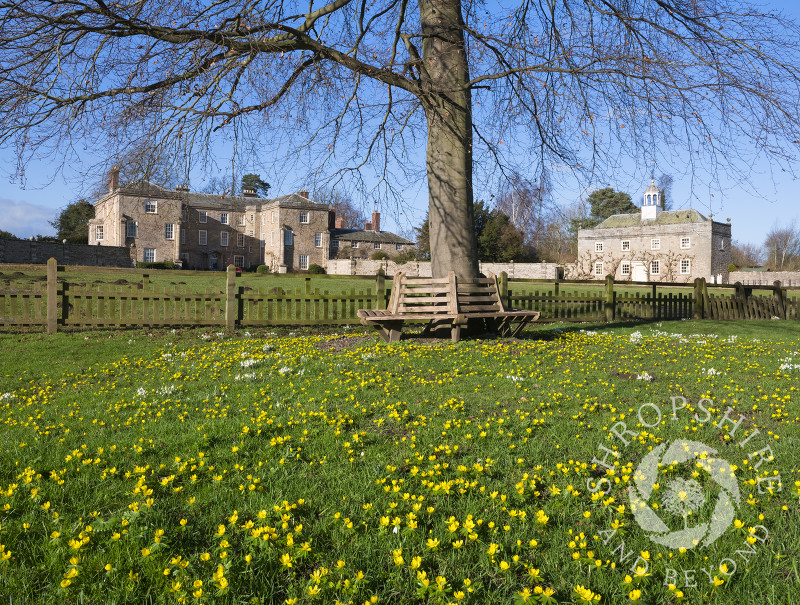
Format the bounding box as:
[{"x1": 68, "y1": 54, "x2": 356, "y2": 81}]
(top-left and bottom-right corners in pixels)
[{"x1": 1, "y1": 321, "x2": 799, "y2": 604}]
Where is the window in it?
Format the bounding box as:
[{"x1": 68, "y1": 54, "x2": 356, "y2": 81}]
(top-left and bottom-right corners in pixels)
[
  {"x1": 594, "y1": 261, "x2": 603, "y2": 276},
  {"x1": 719, "y1": 238, "x2": 726, "y2": 251},
  {"x1": 233, "y1": 255, "x2": 244, "y2": 268},
  {"x1": 651, "y1": 260, "x2": 660, "y2": 275},
  {"x1": 181, "y1": 208, "x2": 187, "y2": 221},
  {"x1": 126, "y1": 221, "x2": 137, "y2": 238},
  {"x1": 352, "y1": 241, "x2": 359, "y2": 249},
  {"x1": 239, "y1": 215, "x2": 246, "y2": 226},
  {"x1": 248, "y1": 229, "x2": 254, "y2": 237},
  {"x1": 298, "y1": 255, "x2": 309, "y2": 270},
  {"x1": 332, "y1": 239, "x2": 339, "y2": 249},
  {"x1": 299, "y1": 211, "x2": 309, "y2": 224},
  {"x1": 179, "y1": 253, "x2": 189, "y2": 265},
  {"x1": 595, "y1": 242, "x2": 603, "y2": 252},
  {"x1": 680, "y1": 237, "x2": 691, "y2": 249},
  {"x1": 314, "y1": 232, "x2": 323, "y2": 247},
  {"x1": 95, "y1": 225, "x2": 104, "y2": 241},
  {"x1": 143, "y1": 248, "x2": 155, "y2": 263},
  {"x1": 270, "y1": 231, "x2": 275, "y2": 245},
  {"x1": 164, "y1": 223, "x2": 174, "y2": 240},
  {"x1": 199, "y1": 211, "x2": 207, "y2": 223},
  {"x1": 396, "y1": 244, "x2": 403, "y2": 251},
  {"x1": 621, "y1": 262, "x2": 631, "y2": 276},
  {"x1": 284, "y1": 230, "x2": 294, "y2": 246},
  {"x1": 220, "y1": 213, "x2": 229, "y2": 225},
  {"x1": 373, "y1": 242, "x2": 381, "y2": 250},
  {"x1": 144, "y1": 200, "x2": 157, "y2": 214},
  {"x1": 680, "y1": 259, "x2": 691, "y2": 274},
  {"x1": 199, "y1": 230, "x2": 207, "y2": 246},
  {"x1": 260, "y1": 215, "x2": 265, "y2": 225},
  {"x1": 221, "y1": 232, "x2": 229, "y2": 247},
  {"x1": 237, "y1": 233, "x2": 245, "y2": 247},
  {"x1": 651, "y1": 238, "x2": 660, "y2": 250},
  {"x1": 180, "y1": 228, "x2": 186, "y2": 244},
  {"x1": 621, "y1": 240, "x2": 630, "y2": 251},
  {"x1": 271, "y1": 212, "x2": 275, "y2": 224},
  {"x1": 250, "y1": 213, "x2": 255, "y2": 223}
]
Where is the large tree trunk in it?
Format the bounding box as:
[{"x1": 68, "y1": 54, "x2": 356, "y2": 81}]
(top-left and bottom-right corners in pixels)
[{"x1": 420, "y1": 0, "x2": 479, "y2": 279}]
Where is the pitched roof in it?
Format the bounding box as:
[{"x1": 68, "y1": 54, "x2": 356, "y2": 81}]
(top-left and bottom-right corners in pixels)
[
  {"x1": 111, "y1": 181, "x2": 326, "y2": 210},
  {"x1": 333, "y1": 228, "x2": 413, "y2": 244},
  {"x1": 593, "y1": 209, "x2": 709, "y2": 229}
]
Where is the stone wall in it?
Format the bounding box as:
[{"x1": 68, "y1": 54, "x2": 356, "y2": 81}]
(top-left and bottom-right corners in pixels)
[
  {"x1": 0, "y1": 238, "x2": 134, "y2": 267},
  {"x1": 729, "y1": 271, "x2": 800, "y2": 287},
  {"x1": 326, "y1": 258, "x2": 560, "y2": 279}
]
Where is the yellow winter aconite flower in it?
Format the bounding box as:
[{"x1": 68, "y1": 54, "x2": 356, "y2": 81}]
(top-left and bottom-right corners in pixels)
[
  {"x1": 628, "y1": 589, "x2": 641, "y2": 601},
  {"x1": 574, "y1": 585, "x2": 601, "y2": 603}
]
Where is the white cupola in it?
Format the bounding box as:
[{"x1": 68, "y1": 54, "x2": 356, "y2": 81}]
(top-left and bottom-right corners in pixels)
[{"x1": 641, "y1": 180, "x2": 662, "y2": 221}]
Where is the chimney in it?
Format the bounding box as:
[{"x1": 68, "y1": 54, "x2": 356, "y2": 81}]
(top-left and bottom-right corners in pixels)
[
  {"x1": 242, "y1": 188, "x2": 257, "y2": 198},
  {"x1": 328, "y1": 206, "x2": 336, "y2": 229},
  {"x1": 371, "y1": 210, "x2": 380, "y2": 232},
  {"x1": 335, "y1": 217, "x2": 345, "y2": 229},
  {"x1": 364, "y1": 221, "x2": 372, "y2": 231},
  {"x1": 175, "y1": 185, "x2": 190, "y2": 192},
  {"x1": 109, "y1": 166, "x2": 119, "y2": 192},
  {"x1": 298, "y1": 190, "x2": 309, "y2": 199}
]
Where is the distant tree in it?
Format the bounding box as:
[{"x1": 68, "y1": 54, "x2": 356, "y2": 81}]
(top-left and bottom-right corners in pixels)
[
  {"x1": 241, "y1": 174, "x2": 271, "y2": 197},
  {"x1": 416, "y1": 201, "x2": 525, "y2": 263},
  {"x1": 656, "y1": 174, "x2": 674, "y2": 212},
  {"x1": 586, "y1": 188, "x2": 638, "y2": 220},
  {"x1": 414, "y1": 214, "x2": 431, "y2": 261},
  {"x1": 478, "y1": 213, "x2": 526, "y2": 262},
  {"x1": 313, "y1": 188, "x2": 365, "y2": 229},
  {"x1": 764, "y1": 223, "x2": 800, "y2": 271},
  {"x1": 569, "y1": 187, "x2": 638, "y2": 240},
  {"x1": 0, "y1": 229, "x2": 16, "y2": 239},
  {"x1": 730, "y1": 240, "x2": 764, "y2": 268},
  {"x1": 49, "y1": 199, "x2": 95, "y2": 244}
]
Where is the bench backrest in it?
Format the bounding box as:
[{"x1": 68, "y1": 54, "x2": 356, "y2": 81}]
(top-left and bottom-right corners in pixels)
[
  {"x1": 389, "y1": 271, "x2": 458, "y2": 316},
  {"x1": 456, "y1": 272, "x2": 506, "y2": 314}
]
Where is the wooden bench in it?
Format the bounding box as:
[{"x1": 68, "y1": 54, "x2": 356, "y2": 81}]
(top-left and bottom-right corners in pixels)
[{"x1": 357, "y1": 271, "x2": 540, "y2": 342}]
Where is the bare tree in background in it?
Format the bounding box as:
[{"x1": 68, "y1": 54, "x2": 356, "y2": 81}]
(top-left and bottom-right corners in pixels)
[
  {"x1": 2, "y1": 1, "x2": 800, "y2": 278},
  {"x1": 764, "y1": 223, "x2": 800, "y2": 271},
  {"x1": 731, "y1": 240, "x2": 765, "y2": 268},
  {"x1": 312, "y1": 188, "x2": 366, "y2": 229}
]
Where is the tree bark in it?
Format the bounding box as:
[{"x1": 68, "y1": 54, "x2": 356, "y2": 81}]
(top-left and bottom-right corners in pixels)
[{"x1": 420, "y1": 0, "x2": 479, "y2": 279}]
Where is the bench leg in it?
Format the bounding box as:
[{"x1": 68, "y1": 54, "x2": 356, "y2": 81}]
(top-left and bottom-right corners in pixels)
[
  {"x1": 373, "y1": 321, "x2": 404, "y2": 342},
  {"x1": 451, "y1": 323, "x2": 461, "y2": 342}
]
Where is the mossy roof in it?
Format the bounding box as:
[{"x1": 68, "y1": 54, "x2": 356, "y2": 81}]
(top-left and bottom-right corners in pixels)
[{"x1": 594, "y1": 209, "x2": 708, "y2": 229}]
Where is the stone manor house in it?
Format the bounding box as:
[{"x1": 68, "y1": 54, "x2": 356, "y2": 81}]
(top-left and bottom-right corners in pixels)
[
  {"x1": 575, "y1": 181, "x2": 732, "y2": 283},
  {"x1": 89, "y1": 169, "x2": 413, "y2": 271}
]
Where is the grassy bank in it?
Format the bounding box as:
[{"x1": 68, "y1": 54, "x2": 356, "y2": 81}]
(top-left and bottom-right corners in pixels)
[{"x1": 0, "y1": 321, "x2": 798, "y2": 603}]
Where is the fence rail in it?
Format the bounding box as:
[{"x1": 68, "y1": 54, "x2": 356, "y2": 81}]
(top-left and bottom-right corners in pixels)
[{"x1": 0, "y1": 259, "x2": 797, "y2": 333}]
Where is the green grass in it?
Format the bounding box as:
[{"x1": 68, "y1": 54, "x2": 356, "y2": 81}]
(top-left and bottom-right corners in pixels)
[{"x1": 0, "y1": 322, "x2": 799, "y2": 604}]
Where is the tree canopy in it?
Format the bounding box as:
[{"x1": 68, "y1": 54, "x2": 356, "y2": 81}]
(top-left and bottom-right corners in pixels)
[
  {"x1": 241, "y1": 174, "x2": 271, "y2": 197},
  {"x1": 49, "y1": 200, "x2": 95, "y2": 245},
  {"x1": 2, "y1": 0, "x2": 800, "y2": 277}
]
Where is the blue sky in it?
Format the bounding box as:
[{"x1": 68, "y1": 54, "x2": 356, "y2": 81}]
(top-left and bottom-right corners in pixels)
[{"x1": 1, "y1": 0, "x2": 798, "y2": 246}]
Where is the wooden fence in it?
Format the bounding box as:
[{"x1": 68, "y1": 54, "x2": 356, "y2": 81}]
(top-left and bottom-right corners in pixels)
[{"x1": 0, "y1": 259, "x2": 797, "y2": 332}]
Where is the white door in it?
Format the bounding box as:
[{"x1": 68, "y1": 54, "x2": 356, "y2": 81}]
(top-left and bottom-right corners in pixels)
[{"x1": 631, "y1": 261, "x2": 647, "y2": 282}]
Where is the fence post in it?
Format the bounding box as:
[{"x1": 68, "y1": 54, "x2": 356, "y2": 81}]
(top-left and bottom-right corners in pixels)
[
  {"x1": 773, "y1": 280, "x2": 786, "y2": 319},
  {"x1": 225, "y1": 264, "x2": 236, "y2": 329},
  {"x1": 47, "y1": 257, "x2": 58, "y2": 334},
  {"x1": 142, "y1": 273, "x2": 150, "y2": 289},
  {"x1": 499, "y1": 271, "x2": 509, "y2": 305},
  {"x1": 605, "y1": 274, "x2": 615, "y2": 322},
  {"x1": 376, "y1": 268, "x2": 386, "y2": 310},
  {"x1": 693, "y1": 277, "x2": 704, "y2": 320}
]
